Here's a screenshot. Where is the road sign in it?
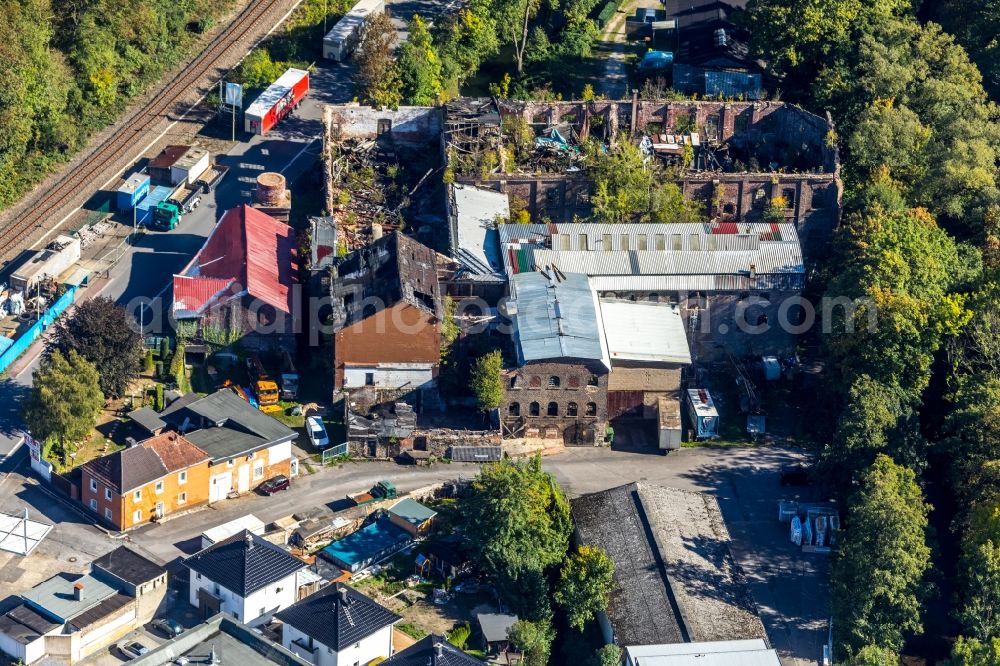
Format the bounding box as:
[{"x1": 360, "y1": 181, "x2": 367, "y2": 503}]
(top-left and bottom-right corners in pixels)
[{"x1": 223, "y1": 82, "x2": 243, "y2": 108}]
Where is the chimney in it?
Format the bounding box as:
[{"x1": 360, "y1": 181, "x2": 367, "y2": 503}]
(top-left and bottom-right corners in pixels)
[
  {"x1": 339, "y1": 586, "x2": 349, "y2": 604},
  {"x1": 434, "y1": 642, "x2": 444, "y2": 657},
  {"x1": 245, "y1": 531, "x2": 254, "y2": 549},
  {"x1": 73, "y1": 582, "x2": 84, "y2": 601}
]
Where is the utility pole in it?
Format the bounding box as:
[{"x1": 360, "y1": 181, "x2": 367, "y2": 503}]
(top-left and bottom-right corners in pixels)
[{"x1": 232, "y1": 102, "x2": 236, "y2": 143}]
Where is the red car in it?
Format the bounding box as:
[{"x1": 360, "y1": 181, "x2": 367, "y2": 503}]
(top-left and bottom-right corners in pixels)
[{"x1": 257, "y1": 474, "x2": 291, "y2": 495}]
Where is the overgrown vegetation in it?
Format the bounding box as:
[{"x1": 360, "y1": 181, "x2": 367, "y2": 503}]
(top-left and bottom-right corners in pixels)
[
  {"x1": 23, "y1": 351, "x2": 104, "y2": 464},
  {"x1": 0, "y1": 0, "x2": 237, "y2": 209}
]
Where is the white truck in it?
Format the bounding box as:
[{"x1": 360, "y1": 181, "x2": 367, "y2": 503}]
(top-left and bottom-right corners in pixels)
[{"x1": 322, "y1": 0, "x2": 386, "y2": 61}]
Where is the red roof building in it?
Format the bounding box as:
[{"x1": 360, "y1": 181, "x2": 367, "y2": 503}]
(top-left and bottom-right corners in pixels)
[{"x1": 172, "y1": 206, "x2": 298, "y2": 347}]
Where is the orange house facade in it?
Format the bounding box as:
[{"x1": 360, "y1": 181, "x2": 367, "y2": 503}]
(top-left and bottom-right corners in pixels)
[{"x1": 80, "y1": 433, "x2": 211, "y2": 531}]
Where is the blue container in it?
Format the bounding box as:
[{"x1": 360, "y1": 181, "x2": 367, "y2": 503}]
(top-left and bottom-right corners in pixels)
[
  {"x1": 117, "y1": 172, "x2": 150, "y2": 210},
  {"x1": 135, "y1": 185, "x2": 173, "y2": 226}
]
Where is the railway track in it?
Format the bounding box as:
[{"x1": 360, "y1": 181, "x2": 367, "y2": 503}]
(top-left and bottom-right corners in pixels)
[{"x1": 0, "y1": 0, "x2": 286, "y2": 259}]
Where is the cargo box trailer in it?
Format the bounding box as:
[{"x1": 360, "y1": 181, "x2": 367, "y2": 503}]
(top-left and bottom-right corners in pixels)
[
  {"x1": 685, "y1": 388, "x2": 720, "y2": 440},
  {"x1": 244, "y1": 68, "x2": 309, "y2": 136},
  {"x1": 10, "y1": 235, "x2": 82, "y2": 292},
  {"x1": 136, "y1": 185, "x2": 175, "y2": 227},
  {"x1": 323, "y1": 0, "x2": 385, "y2": 61},
  {"x1": 170, "y1": 146, "x2": 209, "y2": 186},
  {"x1": 117, "y1": 172, "x2": 150, "y2": 210}
]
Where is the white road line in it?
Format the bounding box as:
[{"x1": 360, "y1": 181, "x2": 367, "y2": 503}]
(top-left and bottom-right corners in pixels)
[
  {"x1": 280, "y1": 137, "x2": 320, "y2": 175},
  {"x1": 29, "y1": 0, "x2": 311, "y2": 253}
]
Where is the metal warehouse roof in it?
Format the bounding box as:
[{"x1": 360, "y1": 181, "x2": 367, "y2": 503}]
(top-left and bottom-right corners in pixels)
[
  {"x1": 600, "y1": 299, "x2": 691, "y2": 365},
  {"x1": 496, "y1": 222, "x2": 804, "y2": 289},
  {"x1": 625, "y1": 640, "x2": 781, "y2": 666},
  {"x1": 450, "y1": 184, "x2": 508, "y2": 276},
  {"x1": 510, "y1": 272, "x2": 610, "y2": 367}
]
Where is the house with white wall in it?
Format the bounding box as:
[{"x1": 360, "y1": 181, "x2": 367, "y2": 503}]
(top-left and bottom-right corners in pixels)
[
  {"x1": 184, "y1": 531, "x2": 307, "y2": 627},
  {"x1": 276, "y1": 583, "x2": 401, "y2": 666}
]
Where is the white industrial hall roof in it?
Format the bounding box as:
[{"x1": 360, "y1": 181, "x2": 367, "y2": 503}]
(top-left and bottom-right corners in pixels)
[
  {"x1": 624, "y1": 640, "x2": 782, "y2": 666},
  {"x1": 600, "y1": 299, "x2": 691, "y2": 365},
  {"x1": 450, "y1": 184, "x2": 509, "y2": 276}
]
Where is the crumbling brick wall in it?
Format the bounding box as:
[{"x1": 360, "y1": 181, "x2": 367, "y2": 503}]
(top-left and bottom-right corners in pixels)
[{"x1": 501, "y1": 360, "x2": 610, "y2": 445}]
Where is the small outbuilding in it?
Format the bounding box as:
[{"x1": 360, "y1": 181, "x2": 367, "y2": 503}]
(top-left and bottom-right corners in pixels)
[
  {"x1": 386, "y1": 498, "x2": 437, "y2": 537},
  {"x1": 476, "y1": 613, "x2": 518, "y2": 655}
]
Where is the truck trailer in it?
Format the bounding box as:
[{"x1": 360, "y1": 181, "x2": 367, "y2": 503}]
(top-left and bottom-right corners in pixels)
[
  {"x1": 322, "y1": 0, "x2": 386, "y2": 61},
  {"x1": 244, "y1": 68, "x2": 310, "y2": 136},
  {"x1": 10, "y1": 235, "x2": 82, "y2": 292}
]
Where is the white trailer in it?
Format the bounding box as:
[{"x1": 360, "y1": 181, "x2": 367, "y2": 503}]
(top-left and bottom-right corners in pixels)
[
  {"x1": 685, "y1": 388, "x2": 720, "y2": 440},
  {"x1": 170, "y1": 146, "x2": 210, "y2": 186},
  {"x1": 322, "y1": 0, "x2": 386, "y2": 61}
]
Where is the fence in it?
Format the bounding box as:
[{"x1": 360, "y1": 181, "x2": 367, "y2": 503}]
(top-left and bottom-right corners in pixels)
[
  {"x1": 321, "y1": 442, "x2": 349, "y2": 464},
  {"x1": 0, "y1": 286, "x2": 78, "y2": 375}
]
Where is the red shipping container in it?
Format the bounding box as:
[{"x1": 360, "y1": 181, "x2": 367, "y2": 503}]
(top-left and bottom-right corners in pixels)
[{"x1": 244, "y1": 68, "x2": 310, "y2": 135}]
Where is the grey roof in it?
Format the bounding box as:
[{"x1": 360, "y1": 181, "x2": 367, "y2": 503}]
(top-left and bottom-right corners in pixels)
[
  {"x1": 387, "y1": 498, "x2": 437, "y2": 527},
  {"x1": 571, "y1": 483, "x2": 766, "y2": 646},
  {"x1": 385, "y1": 634, "x2": 485, "y2": 665},
  {"x1": 511, "y1": 272, "x2": 610, "y2": 367},
  {"x1": 165, "y1": 389, "x2": 297, "y2": 461},
  {"x1": 450, "y1": 184, "x2": 508, "y2": 276},
  {"x1": 274, "y1": 583, "x2": 401, "y2": 651},
  {"x1": 600, "y1": 299, "x2": 692, "y2": 365},
  {"x1": 498, "y1": 222, "x2": 804, "y2": 293},
  {"x1": 129, "y1": 407, "x2": 167, "y2": 433},
  {"x1": 448, "y1": 446, "x2": 502, "y2": 462},
  {"x1": 624, "y1": 640, "x2": 781, "y2": 666},
  {"x1": 69, "y1": 592, "x2": 133, "y2": 630},
  {"x1": 81, "y1": 445, "x2": 168, "y2": 495},
  {"x1": 21, "y1": 573, "x2": 118, "y2": 624},
  {"x1": 131, "y1": 615, "x2": 310, "y2": 666},
  {"x1": 0, "y1": 603, "x2": 60, "y2": 645},
  {"x1": 476, "y1": 613, "x2": 517, "y2": 643},
  {"x1": 184, "y1": 531, "x2": 305, "y2": 597},
  {"x1": 92, "y1": 546, "x2": 166, "y2": 587}
]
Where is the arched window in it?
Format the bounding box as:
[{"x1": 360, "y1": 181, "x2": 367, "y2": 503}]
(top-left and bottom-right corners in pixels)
[
  {"x1": 509, "y1": 375, "x2": 521, "y2": 389},
  {"x1": 585, "y1": 402, "x2": 597, "y2": 416},
  {"x1": 509, "y1": 402, "x2": 520, "y2": 417},
  {"x1": 547, "y1": 402, "x2": 559, "y2": 416},
  {"x1": 587, "y1": 375, "x2": 599, "y2": 387},
  {"x1": 567, "y1": 402, "x2": 578, "y2": 417},
  {"x1": 529, "y1": 402, "x2": 540, "y2": 417},
  {"x1": 548, "y1": 376, "x2": 560, "y2": 388}
]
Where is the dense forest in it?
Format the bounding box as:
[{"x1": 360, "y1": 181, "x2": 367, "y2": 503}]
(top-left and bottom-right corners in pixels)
[
  {"x1": 740, "y1": 0, "x2": 1000, "y2": 663},
  {"x1": 0, "y1": 0, "x2": 240, "y2": 210}
]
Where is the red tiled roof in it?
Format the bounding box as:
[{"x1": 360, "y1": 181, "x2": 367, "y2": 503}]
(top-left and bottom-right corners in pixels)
[
  {"x1": 143, "y1": 432, "x2": 209, "y2": 472},
  {"x1": 172, "y1": 205, "x2": 297, "y2": 315}
]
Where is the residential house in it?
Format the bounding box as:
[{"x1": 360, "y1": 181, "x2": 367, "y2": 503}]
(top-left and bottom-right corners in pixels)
[
  {"x1": 501, "y1": 271, "x2": 611, "y2": 445},
  {"x1": 130, "y1": 614, "x2": 311, "y2": 666},
  {"x1": 172, "y1": 205, "x2": 298, "y2": 351},
  {"x1": 184, "y1": 530, "x2": 307, "y2": 627},
  {"x1": 384, "y1": 634, "x2": 484, "y2": 665},
  {"x1": 79, "y1": 432, "x2": 210, "y2": 531},
  {"x1": 624, "y1": 640, "x2": 781, "y2": 665},
  {"x1": 277, "y1": 583, "x2": 401, "y2": 666},
  {"x1": 0, "y1": 547, "x2": 166, "y2": 664},
  {"x1": 475, "y1": 613, "x2": 518, "y2": 657},
  {"x1": 570, "y1": 483, "x2": 767, "y2": 648},
  {"x1": 328, "y1": 232, "x2": 443, "y2": 393},
  {"x1": 386, "y1": 498, "x2": 437, "y2": 537},
  {"x1": 161, "y1": 389, "x2": 298, "y2": 502}
]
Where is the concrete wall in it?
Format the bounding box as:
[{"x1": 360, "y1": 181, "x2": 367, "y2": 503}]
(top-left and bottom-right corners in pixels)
[
  {"x1": 502, "y1": 360, "x2": 610, "y2": 445},
  {"x1": 325, "y1": 104, "x2": 442, "y2": 144},
  {"x1": 342, "y1": 364, "x2": 435, "y2": 390},
  {"x1": 282, "y1": 622, "x2": 394, "y2": 666}
]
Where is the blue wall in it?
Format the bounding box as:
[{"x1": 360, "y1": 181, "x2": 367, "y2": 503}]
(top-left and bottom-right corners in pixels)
[{"x1": 0, "y1": 286, "x2": 78, "y2": 375}]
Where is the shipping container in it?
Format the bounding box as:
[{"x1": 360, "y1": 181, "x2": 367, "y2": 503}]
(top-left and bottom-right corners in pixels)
[
  {"x1": 116, "y1": 172, "x2": 150, "y2": 210},
  {"x1": 136, "y1": 185, "x2": 175, "y2": 227},
  {"x1": 244, "y1": 68, "x2": 310, "y2": 136},
  {"x1": 170, "y1": 146, "x2": 210, "y2": 186},
  {"x1": 11, "y1": 235, "x2": 82, "y2": 292},
  {"x1": 323, "y1": 0, "x2": 385, "y2": 61},
  {"x1": 685, "y1": 388, "x2": 720, "y2": 440}
]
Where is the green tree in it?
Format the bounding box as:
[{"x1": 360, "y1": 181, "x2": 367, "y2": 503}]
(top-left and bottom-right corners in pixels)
[
  {"x1": 845, "y1": 645, "x2": 900, "y2": 666},
  {"x1": 947, "y1": 636, "x2": 1000, "y2": 666},
  {"x1": 353, "y1": 12, "x2": 401, "y2": 109},
  {"x1": 434, "y1": 0, "x2": 499, "y2": 94},
  {"x1": 237, "y1": 48, "x2": 288, "y2": 89},
  {"x1": 470, "y1": 350, "x2": 503, "y2": 412},
  {"x1": 831, "y1": 454, "x2": 931, "y2": 656},
  {"x1": 398, "y1": 15, "x2": 444, "y2": 105},
  {"x1": 23, "y1": 350, "x2": 103, "y2": 462},
  {"x1": 507, "y1": 619, "x2": 554, "y2": 666},
  {"x1": 447, "y1": 623, "x2": 471, "y2": 648},
  {"x1": 463, "y1": 455, "x2": 572, "y2": 618},
  {"x1": 47, "y1": 296, "x2": 144, "y2": 398},
  {"x1": 585, "y1": 140, "x2": 654, "y2": 223},
  {"x1": 958, "y1": 539, "x2": 1000, "y2": 640},
  {"x1": 490, "y1": 0, "x2": 542, "y2": 74},
  {"x1": 592, "y1": 644, "x2": 622, "y2": 666},
  {"x1": 650, "y1": 182, "x2": 706, "y2": 224},
  {"x1": 555, "y1": 545, "x2": 615, "y2": 631}
]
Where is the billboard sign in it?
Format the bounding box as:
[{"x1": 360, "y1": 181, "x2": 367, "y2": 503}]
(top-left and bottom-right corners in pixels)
[{"x1": 223, "y1": 82, "x2": 243, "y2": 108}]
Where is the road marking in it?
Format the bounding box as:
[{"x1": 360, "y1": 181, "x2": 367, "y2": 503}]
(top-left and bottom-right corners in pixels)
[
  {"x1": 280, "y1": 137, "x2": 320, "y2": 175},
  {"x1": 29, "y1": 0, "x2": 312, "y2": 253}
]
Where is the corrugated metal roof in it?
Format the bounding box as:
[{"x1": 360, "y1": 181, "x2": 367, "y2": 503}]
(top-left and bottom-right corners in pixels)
[
  {"x1": 600, "y1": 299, "x2": 691, "y2": 365},
  {"x1": 496, "y1": 222, "x2": 804, "y2": 289},
  {"x1": 625, "y1": 640, "x2": 780, "y2": 666},
  {"x1": 511, "y1": 272, "x2": 610, "y2": 366}
]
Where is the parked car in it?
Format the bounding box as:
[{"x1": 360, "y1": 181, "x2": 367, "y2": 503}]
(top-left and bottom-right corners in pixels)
[
  {"x1": 780, "y1": 464, "x2": 811, "y2": 487},
  {"x1": 306, "y1": 415, "x2": 330, "y2": 449},
  {"x1": 258, "y1": 474, "x2": 291, "y2": 495},
  {"x1": 151, "y1": 617, "x2": 184, "y2": 638},
  {"x1": 119, "y1": 642, "x2": 149, "y2": 660}
]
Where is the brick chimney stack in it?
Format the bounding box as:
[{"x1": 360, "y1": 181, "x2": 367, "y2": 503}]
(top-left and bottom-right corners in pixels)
[{"x1": 73, "y1": 582, "x2": 84, "y2": 601}]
